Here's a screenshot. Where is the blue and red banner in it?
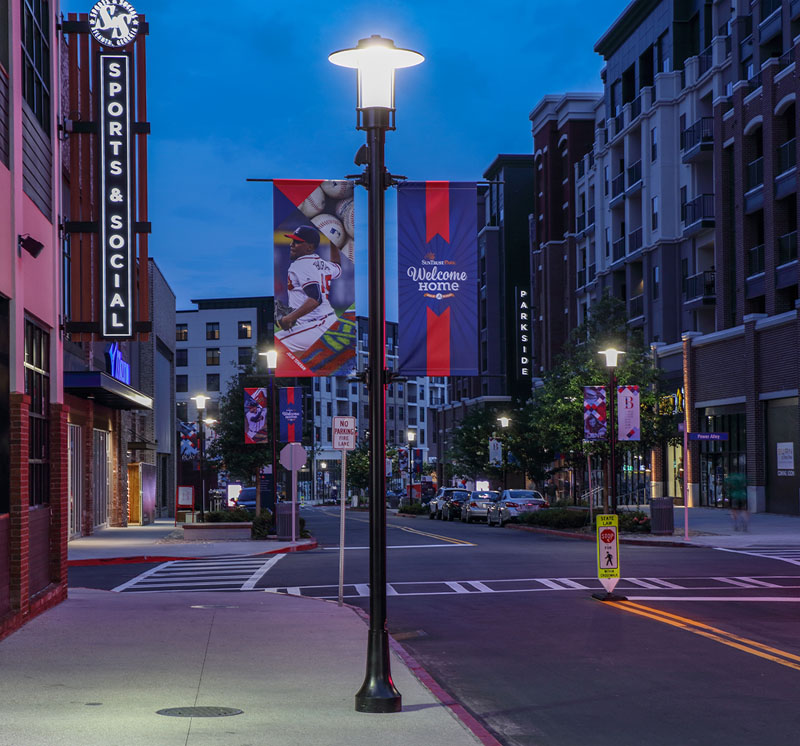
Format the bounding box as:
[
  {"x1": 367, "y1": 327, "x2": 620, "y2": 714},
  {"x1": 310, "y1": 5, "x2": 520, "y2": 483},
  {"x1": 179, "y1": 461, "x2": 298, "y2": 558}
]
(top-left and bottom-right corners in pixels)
[
  {"x1": 397, "y1": 182, "x2": 478, "y2": 376},
  {"x1": 273, "y1": 180, "x2": 357, "y2": 378},
  {"x1": 279, "y1": 386, "x2": 303, "y2": 443}
]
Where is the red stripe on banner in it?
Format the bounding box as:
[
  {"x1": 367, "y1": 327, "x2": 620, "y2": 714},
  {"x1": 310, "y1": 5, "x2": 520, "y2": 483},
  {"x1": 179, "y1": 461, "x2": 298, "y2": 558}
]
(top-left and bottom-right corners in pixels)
[
  {"x1": 288, "y1": 387, "x2": 295, "y2": 404},
  {"x1": 426, "y1": 181, "x2": 450, "y2": 243},
  {"x1": 288, "y1": 423, "x2": 296, "y2": 442},
  {"x1": 274, "y1": 179, "x2": 323, "y2": 208},
  {"x1": 426, "y1": 308, "x2": 451, "y2": 376}
]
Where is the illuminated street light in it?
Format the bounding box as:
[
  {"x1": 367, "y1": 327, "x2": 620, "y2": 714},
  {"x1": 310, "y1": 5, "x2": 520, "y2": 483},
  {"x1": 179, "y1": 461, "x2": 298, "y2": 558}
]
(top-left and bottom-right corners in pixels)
[{"x1": 598, "y1": 348, "x2": 625, "y2": 513}]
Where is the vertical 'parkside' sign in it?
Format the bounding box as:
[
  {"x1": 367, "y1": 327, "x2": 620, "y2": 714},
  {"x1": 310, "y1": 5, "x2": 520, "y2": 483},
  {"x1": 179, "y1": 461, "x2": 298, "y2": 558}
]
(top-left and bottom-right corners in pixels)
[
  {"x1": 516, "y1": 287, "x2": 531, "y2": 377},
  {"x1": 99, "y1": 54, "x2": 133, "y2": 337}
]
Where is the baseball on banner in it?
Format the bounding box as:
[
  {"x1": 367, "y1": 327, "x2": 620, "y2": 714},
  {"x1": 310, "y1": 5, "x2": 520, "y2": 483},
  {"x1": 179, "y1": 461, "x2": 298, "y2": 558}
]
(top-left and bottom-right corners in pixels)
[
  {"x1": 299, "y1": 186, "x2": 326, "y2": 218},
  {"x1": 335, "y1": 198, "x2": 355, "y2": 237},
  {"x1": 321, "y1": 180, "x2": 353, "y2": 198},
  {"x1": 341, "y1": 239, "x2": 355, "y2": 262},
  {"x1": 311, "y1": 213, "x2": 347, "y2": 248}
]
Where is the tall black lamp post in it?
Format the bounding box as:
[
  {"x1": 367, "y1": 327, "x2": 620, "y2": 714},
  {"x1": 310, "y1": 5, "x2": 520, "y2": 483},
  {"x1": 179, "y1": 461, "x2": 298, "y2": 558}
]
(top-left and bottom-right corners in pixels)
[
  {"x1": 599, "y1": 348, "x2": 624, "y2": 514},
  {"x1": 329, "y1": 35, "x2": 423, "y2": 714}
]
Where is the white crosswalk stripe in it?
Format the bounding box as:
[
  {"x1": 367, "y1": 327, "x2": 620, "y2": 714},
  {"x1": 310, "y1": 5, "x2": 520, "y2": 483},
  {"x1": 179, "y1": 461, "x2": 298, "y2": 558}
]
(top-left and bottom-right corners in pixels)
[
  {"x1": 716, "y1": 546, "x2": 800, "y2": 567},
  {"x1": 113, "y1": 555, "x2": 285, "y2": 592}
]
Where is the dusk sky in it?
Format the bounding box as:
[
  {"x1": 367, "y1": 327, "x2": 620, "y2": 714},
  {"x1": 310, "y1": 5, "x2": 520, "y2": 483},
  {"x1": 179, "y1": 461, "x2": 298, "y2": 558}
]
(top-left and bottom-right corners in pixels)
[{"x1": 63, "y1": 0, "x2": 630, "y2": 316}]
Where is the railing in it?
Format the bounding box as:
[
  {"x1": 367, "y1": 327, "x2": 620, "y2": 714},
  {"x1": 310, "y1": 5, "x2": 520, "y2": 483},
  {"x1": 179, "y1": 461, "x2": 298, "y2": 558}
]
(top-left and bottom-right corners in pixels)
[
  {"x1": 684, "y1": 270, "x2": 716, "y2": 299},
  {"x1": 761, "y1": 0, "x2": 781, "y2": 17},
  {"x1": 683, "y1": 194, "x2": 715, "y2": 224},
  {"x1": 746, "y1": 156, "x2": 764, "y2": 191},
  {"x1": 748, "y1": 70, "x2": 762, "y2": 91},
  {"x1": 587, "y1": 206, "x2": 596, "y2": 227},
  {"x1": 777, "y1": 138, "x2": 797, "y2": 174},
  {"x1": 778, "y1": 49, "x2": 795, "y2": 71},
  {"x1": 680, "y1": 117, "x2": 713, "y2": 151},
  {"x1": 576, "y1": 268, "x2": 586, "y2": 288},
  {"x1": 629, "y1": 294, "x2": 644, "y2": 318},
  {"x1": 630, "y1": 95, "x2": 642, "y2": 120},
  {"x1": 778, "y1": 231, "x2": 798, "y2": 265},
  {"x1": 627, "y1": 160, "x2": 642, "y2": 188},
  {"x1": 614, "y1": 112, "x2": 624, "y2": 135},
  {"x1": 576, "y1": 214, "x2": 586, "y2": 232},
  {"x1": 612, "y1": 236, "x2": 626, "y2": 262},
  {"x1": 628, "y1": 227, "x2": 643, "y2": 252},
  {"x1": 611, "y1": 172, "x2": 625, "y2": 198},
  {"x1": 698, "y1": 45, "x2": 713, "y2": 77},
  {"x1": 748, "y1": 244, "x2": 765, "y2": 276},
  {"x1": 588, "y1": 264, "x2": 596, "y2": 282}
]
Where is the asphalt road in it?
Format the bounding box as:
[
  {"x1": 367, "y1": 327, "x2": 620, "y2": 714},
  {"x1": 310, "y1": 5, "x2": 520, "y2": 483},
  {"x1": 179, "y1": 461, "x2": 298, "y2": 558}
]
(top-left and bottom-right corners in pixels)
[{"x1": 70, "y1": 507, "x2": 800, "y2": 745}]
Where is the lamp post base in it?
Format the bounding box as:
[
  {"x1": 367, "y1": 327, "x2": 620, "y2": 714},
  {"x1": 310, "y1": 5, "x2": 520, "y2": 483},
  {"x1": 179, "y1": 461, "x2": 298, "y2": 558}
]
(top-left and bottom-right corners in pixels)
[
  {"x1": 591, "y1": 591, "x2": 628, "y2": 602},
  {"x1": 354, "y1": 630, "x2": 402, "y2": 713}
]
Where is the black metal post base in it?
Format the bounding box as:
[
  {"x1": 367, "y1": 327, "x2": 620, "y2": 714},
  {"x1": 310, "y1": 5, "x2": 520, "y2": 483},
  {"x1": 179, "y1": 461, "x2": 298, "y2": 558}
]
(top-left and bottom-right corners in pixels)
[
  {"x1": 591, "y1": 592, "x2": 628, "y2": 602},
  {"x1": 355, "y1": 631, "x2": 402, "y2": 713}
]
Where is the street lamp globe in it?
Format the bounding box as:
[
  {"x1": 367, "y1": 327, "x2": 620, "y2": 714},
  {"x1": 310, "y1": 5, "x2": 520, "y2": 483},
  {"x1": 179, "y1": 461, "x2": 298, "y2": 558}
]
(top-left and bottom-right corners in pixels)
[
  {"x1": 497, "y1": 416, "x2": 510, "y2": 429},
  {"x1": 259, "y1": 348, "x2": 278, "y2": 370},
  {"x1": 598, "y1": 347, "x2": 625, "y2": 368},
  {"x1": 329, "y1": 35, "x2": 424, "y2": 112},
  {"x1": 191, "y1": 393, "x2": 209, "y2": 412},
  {"x1": 406, "y1": 430, "x2": 415, "y2": 444}
]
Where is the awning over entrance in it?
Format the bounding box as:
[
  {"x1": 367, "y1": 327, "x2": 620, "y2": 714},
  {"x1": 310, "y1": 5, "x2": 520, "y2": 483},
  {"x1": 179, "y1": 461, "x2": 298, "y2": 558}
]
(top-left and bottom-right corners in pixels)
[{"x1": 64, "y1": 371, "x2": 152, "y2": 410}]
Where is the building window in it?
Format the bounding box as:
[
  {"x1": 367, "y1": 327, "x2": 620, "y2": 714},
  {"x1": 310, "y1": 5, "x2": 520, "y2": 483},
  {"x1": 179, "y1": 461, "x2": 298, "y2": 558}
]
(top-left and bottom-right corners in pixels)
[
  {"x1": 176, "y1": 374, "x2": 188, "y2": 393},
  {"x1": 604, "y1": 166, "x2": 609, "y2": 195},
  {"x1": 24, "y1": 321, "x2": 50, "y2": 505},
  {"x1": 652, "y1": 265, "x2": 660, "y2": 299},
  {"x1": 238, "y1": 347, "x2": 251, "y2": 365},
  {"x1": 206, "y1": 322, "x2": 220, "y2": 340},
  {"x1": 206, "y1": 373, "x2": 220, "y2": 392},
  {"x1": 651, "y1": 196, "x2": 659, "y2": 230},
  {"x1": 176, "y1": 323, "x2": 188, "y2": 341},
  {"x1": 326, "y1": 402, "x2": 332, "y2": 416},
  {"x1": 650, "y1": 127, "x2": 658, "y2": 161},
  {"x1": 351, "y1": 402, "x2": 357, "y2": 417},
  {"x1": 315, "y1": 401, "x2": 321, "y2": 416},
  {"x1": 399, "y1": 407, "x2": 404, "y2": 421},
  {"x1": 176, "y1": 349, "x2": 188, "y2": 367},
  {"x1": 420, "y1": 429, "x2": 425, "y2": 445},
  {"x1": 327, "y1": 427, "x2": 332, "y2": 442},
  {"x1": 238, "y1": 321, "x2": 252, "y2": 339},
  {"x1": 176, "y1": 401, "x2": 188, "y2": 421},
  {"x1": 206, "y1": 400, "x2": 219, "y2": 419},
  {"x1": 389, "y1": 405, "x2": 394, "y2": 419},
  {"x1": 21, "y1": 0, "x2": 51, "y2": 133}
]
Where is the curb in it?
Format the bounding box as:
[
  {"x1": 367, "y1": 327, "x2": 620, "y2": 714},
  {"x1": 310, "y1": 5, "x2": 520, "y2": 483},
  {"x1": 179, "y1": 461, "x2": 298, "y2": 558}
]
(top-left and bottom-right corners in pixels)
[
  {"x1": 67, "y1": 539, "x2": 319, "y2": 567},
  {"x1": 504, "y1": 523, "x2": 699, "y2": 548},
  {"x1": 349, "y1": 605, "x2": 502, "y2": 746}
]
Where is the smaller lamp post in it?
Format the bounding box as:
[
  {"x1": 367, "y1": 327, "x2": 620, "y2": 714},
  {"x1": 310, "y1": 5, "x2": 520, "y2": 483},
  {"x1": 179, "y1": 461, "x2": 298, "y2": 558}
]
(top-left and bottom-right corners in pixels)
[
  {"x1": 321, "y1": 461, "x2": 328, "y2": 502},
  {"x1": 497, "y1": 416, "x2": 510, "y2": 491},
  {"x1": 598, "y1": 348, "x2": 624, "y2": 513},
  {"x1": 259, "y1": 348, "x2": 279, "y2": 515},
  {"x1": 407, "y1": 430, "x2": 416, "y2": 500},
  {"x1": 191, "y1": 394, "x2": 210, "y2": 520}
]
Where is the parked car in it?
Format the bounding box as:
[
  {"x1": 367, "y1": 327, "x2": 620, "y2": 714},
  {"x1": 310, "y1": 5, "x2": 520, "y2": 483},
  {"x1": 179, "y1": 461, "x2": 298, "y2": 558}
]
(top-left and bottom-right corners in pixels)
[
  {"x1": 460, "y1": 490, "x2": 499, "y2": 523},
  {"x1": 441, "y1": 489, "x2": 470, "y2": 520},
  {"x1": 487, "y1": 489, "x2": 548, "y2": 527},
  {"x1": 233, "y1": 487, "x2": 257, "y2": 513},
  {"x1": 429, "y1": 488, "x2": 470, "y2": 519}
]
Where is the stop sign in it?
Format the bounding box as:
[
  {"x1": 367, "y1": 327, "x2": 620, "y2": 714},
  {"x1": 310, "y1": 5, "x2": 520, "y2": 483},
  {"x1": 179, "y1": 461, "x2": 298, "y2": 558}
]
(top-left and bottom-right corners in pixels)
[
  {"x1": 280, "y1": 442, "x2": 307, "y2": 471},
  {"x1": 600, "y1": 528, "x2": 615, "y2": 543}
]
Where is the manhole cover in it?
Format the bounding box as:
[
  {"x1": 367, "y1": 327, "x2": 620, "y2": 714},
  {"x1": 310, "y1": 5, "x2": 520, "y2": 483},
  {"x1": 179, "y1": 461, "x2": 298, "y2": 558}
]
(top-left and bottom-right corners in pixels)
[{"x1": 156, "y1": 707, "x2": 243, "y2": 718}]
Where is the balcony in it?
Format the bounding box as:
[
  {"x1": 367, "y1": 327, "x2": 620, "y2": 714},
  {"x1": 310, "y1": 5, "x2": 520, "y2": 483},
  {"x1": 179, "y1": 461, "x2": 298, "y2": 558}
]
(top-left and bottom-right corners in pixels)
[
  {"x1": 778, "y1": 231, "x2": 798, "y2": 265},
  {"x1": 759, "y1": 0, "x2": 782, "y2": 44},
  {"x1": 682, "y1": 194, "x2": 715, "y2": 236},
  {"x1": 747, "y1": 244, "x2": 765, "y2": 276},
  {"x1": 587, "y1": 206, "x2": 596, "y2": 227},
  {"x1": 793, "y1": 0, "x2": 800, "y2": 21},
  {"x1": 576, "y1": 268, "x2": 586, "y2": 288},
  {"x1": 777, "y1": 138, "x2": 797, "y2": 175},
  {"x1": 576, "y1": 214, "x2": 586, "y2": 233},
  {"x1": 683, "y1": 271, "x2": 716, "y2": 306},
  {"x1": 610, "y1": 173, "x2": 625, "y2": 207},
  {"x1": 630, "y1": 95, "x2": 642, "y2": 121},
  {"x1": 626, "y1": 160, "x2": 642, "y2": 194},
  {"x1": 746, "y1": 156, "x2": 764, "y2": 192},
  {"x1": 587, "y1": 264, "x2": 596, "y2": 282},
  {"x1": 680, "y1": 117, "x2": 713, "y2": 163},
  {"x1": 698, "y1": 45, "x2": 713, "y2": 78},
  {"x1": 612, "y1": 236, "x2": 626, "y2": 262},
  {"x1": 628, "y1": 227, "x2": 643, "y2": 253},
  {"x1": 629, "y1": 294, "x2": 644, "y2": 319},
  {"x1": 613, "y1": 112, "x2": 624, "y2": 136}
]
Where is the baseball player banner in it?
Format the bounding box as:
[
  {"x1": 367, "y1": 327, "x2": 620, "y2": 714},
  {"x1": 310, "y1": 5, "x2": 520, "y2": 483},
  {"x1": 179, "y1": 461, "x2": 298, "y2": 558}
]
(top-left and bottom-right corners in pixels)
[
  {"x1": 244, "y1": 387, "x2": 269, "y2": 444},
  {"x1": 617, "y1": 385, "x2": 641, "y2": 441},
  {"x1": 279, "y1": 386, "x2": 303, "y2": 443},
  {"x1": 273, "y1": 180, "x2": 357, "y2": 377},
  {"x1": 179, "y1": 421, "x2": 198, "y2": 461},
  {"x1": 397, "y1": 181, "x2": 478, "y2": 376},
  {"x1": 583, "y1": 386, "x2": 607, "y2": 441}
]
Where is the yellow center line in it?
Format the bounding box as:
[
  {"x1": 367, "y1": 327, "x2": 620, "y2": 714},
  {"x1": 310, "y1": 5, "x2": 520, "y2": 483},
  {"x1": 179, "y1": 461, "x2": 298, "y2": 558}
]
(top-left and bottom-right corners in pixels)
[
  {"x1": 606, "y1": 600, "x2": 800, "y2": 673},
  {"x1": 319, "y1": 509, "x2": 474, "y2": 545}
]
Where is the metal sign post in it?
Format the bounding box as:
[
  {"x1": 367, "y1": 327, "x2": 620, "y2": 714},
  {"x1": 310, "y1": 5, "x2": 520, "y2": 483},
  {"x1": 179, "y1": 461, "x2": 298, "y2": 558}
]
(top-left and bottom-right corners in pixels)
[
  {"x1": 333, "y1": 416, "x2": 357, "y2": 606},
  {"x1": 279, "y1": 443, "x2": 307, "y2": 544}
]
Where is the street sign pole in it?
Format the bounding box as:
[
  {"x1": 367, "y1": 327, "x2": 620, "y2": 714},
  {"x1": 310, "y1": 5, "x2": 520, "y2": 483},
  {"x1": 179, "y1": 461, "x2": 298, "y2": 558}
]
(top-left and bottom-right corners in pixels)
[
  {"x1": 279, "y1": 443, "x2": 308, "y2": 545},
  {"x1": 333, "y1": 416, "x2": 357, "y2": 607},
  {"x1": 683, "y1": 422, "x2": 689, "y2": 541}
]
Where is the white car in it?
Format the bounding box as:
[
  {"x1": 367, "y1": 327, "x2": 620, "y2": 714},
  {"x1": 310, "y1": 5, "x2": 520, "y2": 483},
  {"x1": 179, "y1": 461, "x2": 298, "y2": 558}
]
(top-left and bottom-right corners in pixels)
[
  {"x1": 461, "y1": 491, "x2": 499, "y2": 523},
  {"x1": 487, "y1": 490, "x2": 549, "y2": 527}
]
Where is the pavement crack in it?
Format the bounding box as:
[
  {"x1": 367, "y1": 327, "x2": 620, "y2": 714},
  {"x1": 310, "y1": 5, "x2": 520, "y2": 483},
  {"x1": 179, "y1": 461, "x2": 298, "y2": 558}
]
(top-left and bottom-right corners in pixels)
[{"x1": 185, "y1": 608, "x2": 217, "y2": 745}]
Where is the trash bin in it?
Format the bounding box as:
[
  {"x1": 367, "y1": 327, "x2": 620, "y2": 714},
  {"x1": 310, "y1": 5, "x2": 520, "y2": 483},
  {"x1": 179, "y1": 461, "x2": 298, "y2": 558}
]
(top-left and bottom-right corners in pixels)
[
  {"x1": 275, "y1": 502, "x2": 300, "y2": 541},
  {"x1": 649, "y1": 497, "x2": 674, "y2": 535}
]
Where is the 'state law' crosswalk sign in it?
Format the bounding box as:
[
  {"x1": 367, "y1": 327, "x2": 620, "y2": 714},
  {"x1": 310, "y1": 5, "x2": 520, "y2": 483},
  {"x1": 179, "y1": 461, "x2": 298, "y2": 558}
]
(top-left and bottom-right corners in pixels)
[{"x1": 597, "y1": 514, "x2": 620, "y2": 594}]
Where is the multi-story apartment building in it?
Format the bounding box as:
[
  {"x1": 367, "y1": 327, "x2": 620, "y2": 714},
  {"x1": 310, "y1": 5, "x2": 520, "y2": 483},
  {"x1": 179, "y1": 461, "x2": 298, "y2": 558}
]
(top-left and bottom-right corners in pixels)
[
  {"x1": 544, "y1": 0, "x2": 800, "y2": 513},
  {"x1": 434, "y1": 156, "x2": 535, "y2": 487}
]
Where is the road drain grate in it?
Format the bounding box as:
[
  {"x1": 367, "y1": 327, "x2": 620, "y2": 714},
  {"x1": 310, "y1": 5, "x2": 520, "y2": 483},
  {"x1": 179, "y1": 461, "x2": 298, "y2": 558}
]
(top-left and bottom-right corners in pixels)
[{"x1": 156, "y1": 706, "x2": 243, "y2": 718}]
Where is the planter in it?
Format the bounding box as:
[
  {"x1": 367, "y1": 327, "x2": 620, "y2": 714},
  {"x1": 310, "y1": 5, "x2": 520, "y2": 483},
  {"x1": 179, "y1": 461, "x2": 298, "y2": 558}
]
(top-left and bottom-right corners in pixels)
[{"x1": 182, "y1": 522, "x2": 252, "y2": 541}]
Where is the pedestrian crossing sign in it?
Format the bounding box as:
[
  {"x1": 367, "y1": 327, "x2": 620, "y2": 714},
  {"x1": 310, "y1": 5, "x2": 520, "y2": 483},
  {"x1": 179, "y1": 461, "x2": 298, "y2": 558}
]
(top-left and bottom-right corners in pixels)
[{"x1": 597, "y1": 514, "x2": 620, "y2": 588}]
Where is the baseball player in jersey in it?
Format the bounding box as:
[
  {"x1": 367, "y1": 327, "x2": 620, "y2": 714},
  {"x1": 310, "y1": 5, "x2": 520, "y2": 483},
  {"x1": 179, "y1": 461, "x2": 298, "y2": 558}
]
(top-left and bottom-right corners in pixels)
[{"x1": 275, "y1": 225, "x2": 342, "y2": 353}]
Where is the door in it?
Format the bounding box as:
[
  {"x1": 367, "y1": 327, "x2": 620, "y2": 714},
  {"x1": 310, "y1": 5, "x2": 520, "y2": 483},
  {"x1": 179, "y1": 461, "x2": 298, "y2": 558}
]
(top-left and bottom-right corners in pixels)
[
  {"x1": 93, "y1": 429, "x2": 110, "y2": 527},
  {"x1": 68, "y1": 424, "x2": 82, "y2": 537}
]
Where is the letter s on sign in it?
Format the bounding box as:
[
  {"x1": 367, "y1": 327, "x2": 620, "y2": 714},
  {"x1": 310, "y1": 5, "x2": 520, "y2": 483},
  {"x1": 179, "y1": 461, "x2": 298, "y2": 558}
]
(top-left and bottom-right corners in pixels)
[{"x1": 109, "y1": 62, "x2": 121, "y2": 77}]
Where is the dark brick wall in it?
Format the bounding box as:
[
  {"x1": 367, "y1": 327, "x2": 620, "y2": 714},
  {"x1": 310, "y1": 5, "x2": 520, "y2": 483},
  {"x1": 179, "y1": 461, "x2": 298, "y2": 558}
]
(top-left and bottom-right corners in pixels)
[{"x1": 693, "y1": 337, "x2": 747, "y2": 402}]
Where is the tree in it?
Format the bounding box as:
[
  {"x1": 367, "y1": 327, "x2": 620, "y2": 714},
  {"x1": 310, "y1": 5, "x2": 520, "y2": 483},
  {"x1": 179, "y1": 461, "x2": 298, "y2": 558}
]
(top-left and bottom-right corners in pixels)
[
  {"x1": 447, "y1": 406, "x2": 505, "y2": 483},
  {"x1": 345, "y1": 438, "x2": 371, "y2": 494}
]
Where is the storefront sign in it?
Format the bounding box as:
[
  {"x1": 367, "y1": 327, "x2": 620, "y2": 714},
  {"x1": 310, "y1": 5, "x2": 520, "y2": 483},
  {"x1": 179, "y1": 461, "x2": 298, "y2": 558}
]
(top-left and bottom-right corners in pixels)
[
  {"x1": 516, "y1": 287, "x2": 531, "y2": 377},
  {"x1": 105, "y1": 342, "x2": 130, "y2": 384},
  {"x1": 89, "y1": 0, "x2": 140, "y2": 47},
  {"x1": 689, "y1": 432, "x2": 729, "y2": 441},
  {"x1": 777, "y1": 442, "x2": 795, "y2": 477},
  {"x1": 99, "y1": 53, "x2": 133, "y2": 337},
  {"x1": 659, "y1": 387, "x2": 684, "y2": 415}
]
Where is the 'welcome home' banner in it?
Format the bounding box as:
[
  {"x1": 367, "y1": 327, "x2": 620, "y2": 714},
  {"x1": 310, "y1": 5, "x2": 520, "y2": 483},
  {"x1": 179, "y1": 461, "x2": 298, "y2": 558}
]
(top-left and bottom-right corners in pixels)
[
  {"x1": 279, "y1": 386, "x2": 303, "y2": 443},
  {"x1": 397, "y1": 182, "x2": 478, "y2": 376}
]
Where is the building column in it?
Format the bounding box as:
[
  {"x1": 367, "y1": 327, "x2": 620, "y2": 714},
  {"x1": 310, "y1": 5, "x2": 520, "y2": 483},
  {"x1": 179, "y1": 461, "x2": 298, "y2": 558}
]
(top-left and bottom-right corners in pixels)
[
  {"x1": 649, "y1": 343, "x2": 666, "y2": 498},
  {"x1": 682, "y1": 332, "x2": 701, "y2": 506},
  {"x1": 48, "y1": 403, "x2": 69, "y2": 587},
  {"x1": 744, "y1": 313, "x2": 767, "y2": 512},
  {"x1": 111, "y1": 409, "x2": 128, "y2": 527},
  {"x1": 82, "y1": 401, "x2": 94, "y2": 536},
  {"x1": 8, "y1": 394, "x2": 31, "y2": 617}
]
